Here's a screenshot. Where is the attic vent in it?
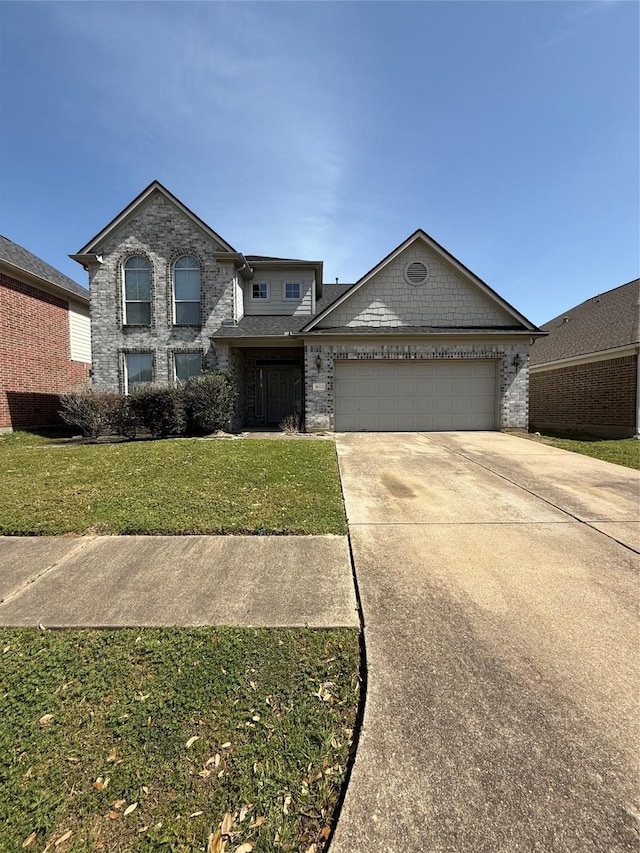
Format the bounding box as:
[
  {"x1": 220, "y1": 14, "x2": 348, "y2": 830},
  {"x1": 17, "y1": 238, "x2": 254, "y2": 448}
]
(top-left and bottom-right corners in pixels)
[{"x1": 404, "y1": 261, "x2": 429, "y2": 286}]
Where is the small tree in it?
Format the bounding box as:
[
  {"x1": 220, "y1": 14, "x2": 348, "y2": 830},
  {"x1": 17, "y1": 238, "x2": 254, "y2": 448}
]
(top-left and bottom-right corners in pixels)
[
  {"x1": 183, "y1": 372, "x2": 237, "y2": 434},
  {"x1": 130, "y1": 384, "x2": 186, "y2": 438},
  {"x1": 59, "y1": 387, "x2": 109, "y2": 439}
]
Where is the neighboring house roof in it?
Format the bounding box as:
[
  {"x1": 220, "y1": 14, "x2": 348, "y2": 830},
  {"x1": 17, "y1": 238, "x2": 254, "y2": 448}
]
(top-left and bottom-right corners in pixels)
[
  {"x1": 76, "y1": 180, "x2": 237, "y2": 254},
  {"x1": 0, "y1": 235, "x2": 89, "y2": 303},
  {"x1": 302, "y1": 229, "x2": 540, "y2": 333},
  {"x1": 212, "y1": 285, "x2": 353, "y2": 339},
  {"x1": 530, "y1": 278, "x2": 640, "y2": 366}
]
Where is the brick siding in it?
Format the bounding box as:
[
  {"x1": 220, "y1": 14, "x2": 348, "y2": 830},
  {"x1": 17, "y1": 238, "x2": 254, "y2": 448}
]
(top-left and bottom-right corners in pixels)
[
  {"x1": 0, "y1": 272, "x2": 90, "y2": 429},
  {"x1": 529, "y1": 354, "x2": 637, "y2": 438}
]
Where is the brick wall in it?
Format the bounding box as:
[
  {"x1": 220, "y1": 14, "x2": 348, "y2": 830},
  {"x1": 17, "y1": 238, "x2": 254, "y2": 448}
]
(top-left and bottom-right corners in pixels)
[
  {"x1": 0, "y1": 272, "x2": 90, "y2": 430},
  {"x1": 530, "y1": 354, "x2": 637, "y2": 438},
  {"x1": 304, "y1": 340, "x2": 530, "y2": 431},
  {"x1": 88, "y1": 193, "x2": 236, "y2": 392}
]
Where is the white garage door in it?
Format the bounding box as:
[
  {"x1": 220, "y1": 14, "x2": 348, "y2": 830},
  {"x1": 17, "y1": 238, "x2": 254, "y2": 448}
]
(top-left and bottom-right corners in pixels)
[{"x1": 334, "y1": 360, "x2": 497, "y2": 432}]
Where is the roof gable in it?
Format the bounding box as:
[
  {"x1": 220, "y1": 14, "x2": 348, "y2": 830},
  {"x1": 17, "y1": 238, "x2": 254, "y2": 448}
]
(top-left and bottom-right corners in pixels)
[
  {"x1": 303, "y1": 230, "x2": 537, "y2": 332},
  {"x1": 77, "y1": 181, "x2": 237, "y2": 254},
  {"x1": 530, "y1": 278, "x2": 640, "y2": 365}
]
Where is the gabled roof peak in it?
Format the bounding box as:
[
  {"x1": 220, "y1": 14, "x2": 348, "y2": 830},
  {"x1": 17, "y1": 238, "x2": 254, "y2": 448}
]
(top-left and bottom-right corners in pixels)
[{"x1": 76, "y1": 181, "x2": 237, "y2": 255}]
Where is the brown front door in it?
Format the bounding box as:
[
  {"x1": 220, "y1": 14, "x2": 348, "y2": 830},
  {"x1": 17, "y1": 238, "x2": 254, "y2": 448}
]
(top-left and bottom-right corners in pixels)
[{"x1": 266, "y1": 368, "x2": 295, "y2": 423}]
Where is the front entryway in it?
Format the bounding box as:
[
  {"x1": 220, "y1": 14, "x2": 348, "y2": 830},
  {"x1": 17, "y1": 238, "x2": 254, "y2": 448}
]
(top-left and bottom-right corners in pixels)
[{"x1": 265, "y1": 368, "x2": 296, "y2": 423}]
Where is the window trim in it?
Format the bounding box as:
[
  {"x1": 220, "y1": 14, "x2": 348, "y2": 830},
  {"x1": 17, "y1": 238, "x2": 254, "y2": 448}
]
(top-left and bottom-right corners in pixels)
[
  {"x1": 172, "y1": 255, "x2": 201, "y2": 326},
  {"x1": 123, "y1": 255, "x2": 151, "y2": 326},
  {"x1": 173, "y1": 351, "x2": 203, "y2": 386},
  {"x1": 123, "y1": 351, "x2": 154, "y2": 394},
  {"x1": 251, "y1": 282, "x2": 270, "y2": 301},
  {"x1": 283, "y1": 282, "x2": 301, "y2": 300}
]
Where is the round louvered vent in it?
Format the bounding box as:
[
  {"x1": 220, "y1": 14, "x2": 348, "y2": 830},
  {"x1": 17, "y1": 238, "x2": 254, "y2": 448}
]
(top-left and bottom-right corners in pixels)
[{"x1": 404, "y1": 261, "x2": 428, "y2": 286}]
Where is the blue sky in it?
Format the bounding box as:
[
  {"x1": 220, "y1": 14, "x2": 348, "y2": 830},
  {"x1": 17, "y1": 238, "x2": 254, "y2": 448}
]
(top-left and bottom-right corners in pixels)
[{"x1": 1, "y1": 0, "x2": 637, "y2": 325}]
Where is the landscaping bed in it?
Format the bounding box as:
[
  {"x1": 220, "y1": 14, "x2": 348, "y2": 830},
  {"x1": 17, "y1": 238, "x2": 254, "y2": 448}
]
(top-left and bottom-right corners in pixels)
[
  {"x1": 0, "y1": 433, "x2": 347, "y2": 535},
  {"x1": 0, "y1": 627, "x2": 360, "y2": 852}
]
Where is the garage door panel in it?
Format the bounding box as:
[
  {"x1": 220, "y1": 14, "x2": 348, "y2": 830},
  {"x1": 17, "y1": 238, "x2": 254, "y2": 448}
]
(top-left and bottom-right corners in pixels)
[{"x1": 334, "y1": 360, "x2": 497, "y2": 432}]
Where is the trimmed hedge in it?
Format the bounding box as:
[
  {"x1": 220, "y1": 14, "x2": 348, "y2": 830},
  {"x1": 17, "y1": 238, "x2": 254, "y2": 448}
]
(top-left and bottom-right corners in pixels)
[{"x1": 59, "y1": 372, "x2": 237, "y2": 440}]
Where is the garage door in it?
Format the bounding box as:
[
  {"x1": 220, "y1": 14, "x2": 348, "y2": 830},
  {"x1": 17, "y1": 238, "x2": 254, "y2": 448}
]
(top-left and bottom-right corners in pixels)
[{"x1": 334, "y1": 360, "x2": 497, "y2": 431}]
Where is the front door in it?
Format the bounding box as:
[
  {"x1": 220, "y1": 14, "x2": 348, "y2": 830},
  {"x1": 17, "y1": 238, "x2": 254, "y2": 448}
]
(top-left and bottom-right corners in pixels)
[{"x1": 266, "y1": 368, "x2": 295, "y2": 423}]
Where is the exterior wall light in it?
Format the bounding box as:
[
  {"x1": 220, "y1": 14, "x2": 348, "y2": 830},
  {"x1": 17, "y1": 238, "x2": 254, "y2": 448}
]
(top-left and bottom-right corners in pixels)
[
  {"x1": 315, "y1": 355, "x2": 322, "y2": 372},
  {"x1": 512, "y1": 353, "x2": 521, "y2": 368}
]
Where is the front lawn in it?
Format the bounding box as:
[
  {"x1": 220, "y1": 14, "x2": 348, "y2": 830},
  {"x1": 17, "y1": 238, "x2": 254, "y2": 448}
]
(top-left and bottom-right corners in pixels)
[
  {"x1": 525, "y1": 432, "x2": 640, "y2": 470},
  {"x1": 0, "y1": 627, "x2": 360, "y2": 852},
  {"x1": 0, "y1": 433, "x2": 347, "y2": 535}
]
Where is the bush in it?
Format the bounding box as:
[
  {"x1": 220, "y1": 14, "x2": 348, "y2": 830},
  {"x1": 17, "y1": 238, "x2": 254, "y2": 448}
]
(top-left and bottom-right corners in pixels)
[
  {"x1": 183, "y1": 372, "x2": 237, "y2": 435},
  {"x1": 59, "y1": 387, "x2": 109, "y2": 439},
  {"x1": 130, "y1": 385, "x2": 186, "y2": 438},
  {"x1": 102, "y1": 394, "x2": 138, "y2": 440}
]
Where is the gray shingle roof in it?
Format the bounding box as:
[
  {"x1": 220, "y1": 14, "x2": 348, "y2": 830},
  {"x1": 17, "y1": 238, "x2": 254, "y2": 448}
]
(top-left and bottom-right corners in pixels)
[
  {"x1": 530, "y1": 279, "x2": 639, "y2": 365},
  {"x1": 0, "y1": 235, "x2": 89, "y2": 302},
  {"x1": 212, "y1": 285, "x2": 353, "y2": 338}
]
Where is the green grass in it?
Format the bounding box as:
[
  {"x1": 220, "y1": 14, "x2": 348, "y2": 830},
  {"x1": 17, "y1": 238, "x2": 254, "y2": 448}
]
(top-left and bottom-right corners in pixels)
[
  {"x1": 0, "y1": 433, "x2": 347, "y2": 535},
  {"x1": 525, "y1": 432, "x2": 640, "y2": 470},
  {"x1": 0, "y1": 627, "x2": 360, "y2": 852}
]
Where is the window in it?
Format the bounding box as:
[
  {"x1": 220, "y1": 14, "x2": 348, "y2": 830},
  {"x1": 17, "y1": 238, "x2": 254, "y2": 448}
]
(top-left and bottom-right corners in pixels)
[
  {"x1": 123, "y1": 256, "x2": 151, "y2": 324},
  {"x1": 124, "y1": 352, "x2": 153, "y2": 392},
  {"x1": 175, "y1": 352, "x2": 203, "y2": 385},
  {"x1": 173, "y1": 256, "x2": 201, "y2": 324},
  {"x1": 284, "y1": 282, "x2": 301, "y2": 300},
  {"x1": 252, "y1": 282, "x2": 269, "y2": 300}
]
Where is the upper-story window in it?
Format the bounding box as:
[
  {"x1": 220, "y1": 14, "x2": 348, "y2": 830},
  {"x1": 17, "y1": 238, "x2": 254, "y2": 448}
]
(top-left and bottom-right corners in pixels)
[
  {"x1": 173, "y1": 256, "x2": 201, "y2": 325},
  {"x1": 284, "y1": 282, "x2": 301, "y2": 300},
  {"x1": 123, "y1": 256, "x2": 151, "y2": 325},
  {"x1": 252, "y1": 282, "x2": 269, "y2": 300}
]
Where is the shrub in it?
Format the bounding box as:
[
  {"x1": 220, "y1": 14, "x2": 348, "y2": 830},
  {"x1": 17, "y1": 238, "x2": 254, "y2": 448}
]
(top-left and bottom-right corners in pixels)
[
  {"x1": 280, "y1": 413, "x2": 302, "y2": 434},
  {"x1": 102, "y1": 394, "x2": 138, "y2": 440},
  {"x1": 59, "y1": 387, "x2": 109, "y2": 439},
  {"x1": 130, "y1": 385, "x2": 186, "y2": 438},
  {"x1": 183, "y1": 372, "x2": 237, "y2": 435}
]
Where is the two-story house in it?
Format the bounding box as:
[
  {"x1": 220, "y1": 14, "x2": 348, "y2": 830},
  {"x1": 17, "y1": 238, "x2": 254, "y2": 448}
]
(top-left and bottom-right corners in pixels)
[{"x1": 72, "y1": 181, "x2": 543, "y2": 432}]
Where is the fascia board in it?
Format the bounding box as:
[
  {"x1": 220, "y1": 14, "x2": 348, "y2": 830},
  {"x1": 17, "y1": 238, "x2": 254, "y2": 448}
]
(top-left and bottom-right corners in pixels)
[
  {"x1": 0, "y1": 259, "x2": 89, "y2": 306},
  {"x1": 530, "y1": 343, "x2": 640, "y2": 372}
]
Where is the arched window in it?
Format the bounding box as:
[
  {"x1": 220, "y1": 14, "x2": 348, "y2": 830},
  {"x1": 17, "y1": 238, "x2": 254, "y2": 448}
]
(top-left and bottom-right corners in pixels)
[
  {"x1": 173, "y1": 256, "x2": 201, "y2": 325},
  {"x1": 123, "y1": 256, "x2": 151, "y2": 325}
]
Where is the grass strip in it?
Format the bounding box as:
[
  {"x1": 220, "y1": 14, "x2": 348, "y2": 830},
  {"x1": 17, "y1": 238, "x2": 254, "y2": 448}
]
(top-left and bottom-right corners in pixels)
[
  {"x1": 0, "y1": 434, "x2": 347, "y2": 535},
  {"x1": 0, "y1": 626, "x2": 360, "y2": 852},
  {"x1": 524, "y1": 433, "x2": 639, "y2": 470}
]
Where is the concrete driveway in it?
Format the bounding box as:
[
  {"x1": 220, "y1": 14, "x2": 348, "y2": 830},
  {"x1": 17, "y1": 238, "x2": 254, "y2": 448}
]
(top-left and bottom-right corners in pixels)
[{"x1": 331, "y1": 432, "x2": 639, "y2": 853}]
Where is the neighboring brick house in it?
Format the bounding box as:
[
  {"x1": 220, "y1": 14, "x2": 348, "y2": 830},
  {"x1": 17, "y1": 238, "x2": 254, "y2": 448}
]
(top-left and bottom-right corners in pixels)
[
  {"x1": 72, "y1": 181, "x2": 544, "y2": 432},
  {"x1": 1, "y1": 236, "x2": 91, "y2": 431},
  {"x1": 529, "y1": 279, "x2": 640, "y2": 438}
]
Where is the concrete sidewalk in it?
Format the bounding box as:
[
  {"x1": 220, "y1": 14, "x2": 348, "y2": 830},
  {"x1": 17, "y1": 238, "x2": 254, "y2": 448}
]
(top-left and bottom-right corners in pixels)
[
  {"x1": 331, "y1": 432, "x2": 639, "y2": 853},
  {"x1": 0, "y1": 534, "x2": 359, "y2": 627}
]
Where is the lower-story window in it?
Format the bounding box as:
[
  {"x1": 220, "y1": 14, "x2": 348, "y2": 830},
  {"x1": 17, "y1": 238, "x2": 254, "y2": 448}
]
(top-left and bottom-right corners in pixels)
[
  {"x1": 175, "y1": 352, "x2": 203, "y2": 385},
  {"x1": 125, "y1": 352, "x2": 153, "y2": 393}
]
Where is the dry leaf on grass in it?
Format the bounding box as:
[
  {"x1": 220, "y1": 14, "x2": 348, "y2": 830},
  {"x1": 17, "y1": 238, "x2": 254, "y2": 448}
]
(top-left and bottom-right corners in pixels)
[
  {"x1": 306, "y1": 846, "x2": 317, "y2": 853},
  {"x1": 190, "y1": 811, "x2": 204, "y2": 818},
  {"x1": 221, "y1": 812, "x2": 234, "y2": 835},
  {"x1": 123, "y1": 802, "x2": 138, "y2": 816},
  {"x1": 235, "y1": 844, "x2": 254, "y2": 853},
  {"x1": 238, "y1": 804, "x2": 253, "y2": 822},
  {"x1": 320, "y1": 825, "x2": 331, "y2": 840},
  {"x1": 185, "y1": 735, "x2": 200, "y2": 749},
  {"x1": 207, "y1": 830, "x2": 225, "y2": 853},
  {"x1": 221, "y1": 741, "x2": 231, "y2": 749},
  {"x1": 54, "y1": 830, "x2": 72, "y2": 846},
  {"x1": 21, "y1": 832, "x2": 37, "y2": 848},
  {"x1": 38, "y1": 714, "x2": 54, "y2": 727},
  {"x1": 249, "y1": 816, "x2": 266, "y2": 829},
  {"x1": 282, "y1": 795, "x2": 291, "y2": 815},
  {"x1": 108, "y1": 811, "x2": 120, "y2": 820}
]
